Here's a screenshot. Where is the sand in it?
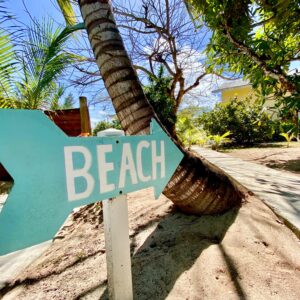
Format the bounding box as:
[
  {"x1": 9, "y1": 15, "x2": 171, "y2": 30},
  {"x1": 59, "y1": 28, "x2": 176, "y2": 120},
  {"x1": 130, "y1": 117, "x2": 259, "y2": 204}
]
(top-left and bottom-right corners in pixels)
[{"x1": 1, "y1": 187, "x2": 300, "y2": 300}]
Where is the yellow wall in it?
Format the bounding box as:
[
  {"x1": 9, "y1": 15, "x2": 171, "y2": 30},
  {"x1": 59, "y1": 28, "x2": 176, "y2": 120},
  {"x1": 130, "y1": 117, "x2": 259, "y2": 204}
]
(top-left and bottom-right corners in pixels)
[
  {"x1": 221, "y1": 85, "x2": 255, "y2": 103},
  {"x1": 220, "y1": 85, "x2": 277, "y2": 118}
]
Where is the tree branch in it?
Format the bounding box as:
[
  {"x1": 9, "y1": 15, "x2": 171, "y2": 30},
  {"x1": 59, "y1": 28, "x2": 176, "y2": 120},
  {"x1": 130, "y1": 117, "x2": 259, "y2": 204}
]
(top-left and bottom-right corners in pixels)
[
  {"x1": 118, "y1": 24, "x2": 156, "y2": 35},
  {"x1": 184, "y1": 73, "x2": 207, "y2": 94},
  {"x1": 224, "y1": 24, "x2": 298, "y2": 93},
  {"x1": 114, "y1": 9, "x2": 168, "y2": 39}
]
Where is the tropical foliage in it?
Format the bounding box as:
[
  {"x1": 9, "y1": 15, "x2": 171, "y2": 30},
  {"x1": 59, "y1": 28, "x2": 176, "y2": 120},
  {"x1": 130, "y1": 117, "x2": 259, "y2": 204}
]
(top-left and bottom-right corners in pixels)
[
  {"x1": 0, "y1": 30, "x2": 15, "y2": 108},
  {"x1": 198, "y1": 98, "x2": 275, "y2": 145},
  {"x1": 50, "y1": 93, "x2": 76, "y2": 110},
  {"x1": 209, "y1": 131, "x2": 231, "y2": 151},
  {"x1": 0, "y1": 20, "x2": 83, "y2": 109},
  {"x1": 56, "y1": 0, "x2": 77, "y2": 26},
  {"x1": 187, "y1": 0, "x2": 300, "y2": 110},
  {"x1": 280, "y1": 130, "x2": 297, "y2": 148},
  {"x1": 176, "y1": 116, "x2": 207, "y2": 149},
  {"x1": 144, "y1": 66, "x2": 177, "y2": 134},
  {"x1": 175, "y1": 105, "x2": 209, "y2": 148}
]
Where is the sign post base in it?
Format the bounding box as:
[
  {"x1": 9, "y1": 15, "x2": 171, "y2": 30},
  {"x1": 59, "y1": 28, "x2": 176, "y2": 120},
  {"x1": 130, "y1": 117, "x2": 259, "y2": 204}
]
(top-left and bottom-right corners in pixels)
[
  {"x1": 103, "y1": 195, "x2": 133, "y2": 300},
  {"x1": 99, "y1": 128, "x2": 133, "y2": 300}
]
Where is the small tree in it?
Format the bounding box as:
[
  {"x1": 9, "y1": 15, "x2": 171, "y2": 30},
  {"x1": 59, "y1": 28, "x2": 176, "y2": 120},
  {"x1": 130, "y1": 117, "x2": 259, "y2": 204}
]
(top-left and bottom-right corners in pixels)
[
  {"x1": 144, "y1": 66, "x2": 176, "y2": 134},
  {"x1": 209, "y1": 131, "x2": 231, "y2": 151},
  {"x1": 280, "y1": 131, "x2": 296, "y2": 148},
  {"x1": 61, "y1": 93, "x2": 75, "y2": 109}
]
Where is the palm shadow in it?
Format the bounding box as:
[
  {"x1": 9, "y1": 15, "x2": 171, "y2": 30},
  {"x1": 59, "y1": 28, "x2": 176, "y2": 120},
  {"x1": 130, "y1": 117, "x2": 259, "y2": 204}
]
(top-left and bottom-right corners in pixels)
[{"x1": 100, "y1": 206, "x2": 240, "y2": 300}]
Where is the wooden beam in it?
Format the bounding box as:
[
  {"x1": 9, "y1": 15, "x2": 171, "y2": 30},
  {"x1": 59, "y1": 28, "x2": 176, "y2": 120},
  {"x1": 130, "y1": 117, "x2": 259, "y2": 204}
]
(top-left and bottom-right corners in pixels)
[{"x1": 79, "y1": 96, "x2": 92, "y2": 136}]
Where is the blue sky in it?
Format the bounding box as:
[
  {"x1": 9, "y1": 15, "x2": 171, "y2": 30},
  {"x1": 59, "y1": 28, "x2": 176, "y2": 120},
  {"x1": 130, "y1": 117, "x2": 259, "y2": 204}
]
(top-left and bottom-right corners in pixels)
[
  {"x1": 6, "y1": 0, "x2": 66, "y2": 25},
  {"x1": 4, "y1": 0, "x2": 219, "y2": 126}
]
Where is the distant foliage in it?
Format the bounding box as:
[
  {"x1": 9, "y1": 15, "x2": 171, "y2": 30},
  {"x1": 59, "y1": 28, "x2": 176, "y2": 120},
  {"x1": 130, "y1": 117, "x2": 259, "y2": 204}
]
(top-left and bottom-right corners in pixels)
[
  {"x1": 61, "y1": 93, "x2": 75, "y2": 109},
  {"x1": 144, "y1": 66, "x2": 176, "y2": 133},
  {"x1": 198, "y1": 98, "x2": 275, "y2": 145},
  {"x1": 176, "y1": 106, "x2": 208, "y2": 148},
  {"x1": 93, "y1": 119, "x2": 121, "y2": 136}
]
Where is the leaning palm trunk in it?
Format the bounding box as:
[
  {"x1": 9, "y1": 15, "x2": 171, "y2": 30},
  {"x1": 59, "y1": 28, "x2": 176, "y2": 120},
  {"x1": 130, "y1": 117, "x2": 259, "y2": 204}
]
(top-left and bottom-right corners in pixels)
[{"x1": 78, "y1": 0, "x2": 244, "y2": 214}]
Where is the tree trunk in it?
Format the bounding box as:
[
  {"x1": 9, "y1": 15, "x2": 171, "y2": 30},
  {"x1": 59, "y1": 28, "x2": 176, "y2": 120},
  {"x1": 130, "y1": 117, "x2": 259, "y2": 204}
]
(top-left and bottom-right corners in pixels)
[{"x1": 78, "y1": 0, "x2": 244, "y2": 214}]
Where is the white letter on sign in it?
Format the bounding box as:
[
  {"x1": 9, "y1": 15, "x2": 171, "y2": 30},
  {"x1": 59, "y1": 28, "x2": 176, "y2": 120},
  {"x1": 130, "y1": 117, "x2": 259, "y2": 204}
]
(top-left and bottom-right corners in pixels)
[
  {"x1": 136, "y1": 140, "x2": 151, "y2": 182},
  {"x1": 97, "y1": 145, "x2": 115, "y2": 193},
  {"x1": 151, "y1": 141, "x2": 165, "y2": 180},
  {"x1": 64, "y1": 146, "x2": 95, "y2": 201},
  {"x1": 119, "y1": 143, "x2": 138, "y2": 188}
]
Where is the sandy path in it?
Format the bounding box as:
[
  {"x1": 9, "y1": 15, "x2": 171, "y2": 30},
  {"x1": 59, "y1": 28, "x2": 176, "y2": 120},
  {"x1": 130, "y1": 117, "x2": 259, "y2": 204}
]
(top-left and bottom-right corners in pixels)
[
  {"x1": 225, "y1": 144, "x2": 300, "y2": 175},
  {"x1": 1, "y1": 188, "x2": 300, "y2": 300}
]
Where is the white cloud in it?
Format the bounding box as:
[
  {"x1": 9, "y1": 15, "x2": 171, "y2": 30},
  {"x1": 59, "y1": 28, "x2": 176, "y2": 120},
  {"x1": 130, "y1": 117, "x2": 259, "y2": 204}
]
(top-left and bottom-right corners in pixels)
[{"x1": 89, "y1": 108, "x2": 113, "y2": 128}]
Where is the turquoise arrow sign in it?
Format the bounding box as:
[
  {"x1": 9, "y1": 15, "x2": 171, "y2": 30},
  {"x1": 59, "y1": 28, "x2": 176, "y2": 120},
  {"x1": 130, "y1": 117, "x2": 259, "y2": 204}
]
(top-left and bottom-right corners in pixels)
[{"x1": 0, "y1": 109, "x2": 183, "y2": 255}]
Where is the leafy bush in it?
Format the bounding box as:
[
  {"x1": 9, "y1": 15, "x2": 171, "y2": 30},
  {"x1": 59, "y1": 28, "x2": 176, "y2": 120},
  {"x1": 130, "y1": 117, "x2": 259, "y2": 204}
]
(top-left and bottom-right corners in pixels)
[
  {"x1": 176, "y1": 108, "x2": 208, "y2": 148},
  {"x1": 270, "y1": 120, "x2": 296, "y2": 141},
  {"x1": 198, "y1": 98, "x2": 275, "y2": 145},
  {"x1": 280, "y1": 122, "x2": 296, "y2": 134},
  {"x1": 209, "y1": 131, "x2": 231, "y2": 150}
]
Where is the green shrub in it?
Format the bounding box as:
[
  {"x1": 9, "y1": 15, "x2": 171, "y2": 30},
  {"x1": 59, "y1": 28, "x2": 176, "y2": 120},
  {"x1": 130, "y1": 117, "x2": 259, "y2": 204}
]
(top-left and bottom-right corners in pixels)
[
  {"x1": 280, "y1": 130, "x2": 296, "y2": 147},
  {"x1": 280, "y1": 122, "x2": 297, "y2": 134},
  {"x1": 198, "y1": 98, "x2": 274, "y2": 145},
  {"x1": 271, "y1": 120, "x2": 296, "y2": 141},
  {"x1": 209, "y1": 131, "x2": 231, "y2": 150},
  {"x1": 176, "y1": 111, "x2": 208, "y2": 148}
]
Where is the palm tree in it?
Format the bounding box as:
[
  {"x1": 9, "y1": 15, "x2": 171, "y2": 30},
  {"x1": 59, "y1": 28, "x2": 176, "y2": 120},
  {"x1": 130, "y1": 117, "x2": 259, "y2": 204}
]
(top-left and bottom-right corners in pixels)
[
  {"x1": 0, "y1": 29, "x2": 15, "y2": 108},
  {"x1": 76, "y1": 0, "x2": 245, "y2": 215},
  {"x1": 0, "y1": 20, "x2": 84, "y2": 109}
]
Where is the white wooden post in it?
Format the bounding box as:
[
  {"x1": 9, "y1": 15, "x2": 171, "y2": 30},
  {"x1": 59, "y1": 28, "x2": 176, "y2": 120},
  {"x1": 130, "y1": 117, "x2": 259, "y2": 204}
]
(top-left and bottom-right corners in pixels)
[{"x1": 97, "y1": 129, "x2": 133, "y2": 300}]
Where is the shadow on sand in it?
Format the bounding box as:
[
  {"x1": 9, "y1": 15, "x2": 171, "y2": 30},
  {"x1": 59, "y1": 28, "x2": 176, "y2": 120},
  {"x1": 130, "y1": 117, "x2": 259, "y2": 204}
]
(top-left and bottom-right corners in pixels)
[{"x1": 98, "y1": 206, "x2": 241, "y2": 300}]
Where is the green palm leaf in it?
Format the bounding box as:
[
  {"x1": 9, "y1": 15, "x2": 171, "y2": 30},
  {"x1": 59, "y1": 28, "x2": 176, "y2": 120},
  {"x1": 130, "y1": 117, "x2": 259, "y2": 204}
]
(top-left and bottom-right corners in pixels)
[
  {"x1": 15, "y1": 20, "x2": 84, "y2": 109},
  {"x1": 0, "y1": 30, "x2": 16, "y2": 108},
  {"x1": 56, "y1": 0, "x2": 77, "y2": 26},
  {"x1": 0, "y1": 16, "x2": 84, "y2": 110}
]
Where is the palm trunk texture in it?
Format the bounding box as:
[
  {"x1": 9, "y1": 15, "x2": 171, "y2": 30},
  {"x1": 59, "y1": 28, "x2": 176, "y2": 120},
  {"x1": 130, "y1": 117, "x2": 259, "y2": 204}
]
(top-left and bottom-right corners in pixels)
[{"x1": 78, "y1": 0, "x2": 244, "y2": 214}]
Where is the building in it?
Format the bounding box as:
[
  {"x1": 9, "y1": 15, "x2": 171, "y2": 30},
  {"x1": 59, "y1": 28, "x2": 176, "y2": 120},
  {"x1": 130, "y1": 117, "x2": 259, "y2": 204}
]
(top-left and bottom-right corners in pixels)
[{"x1": 214, "y1": 79, "x2": 277, "y2": 117}]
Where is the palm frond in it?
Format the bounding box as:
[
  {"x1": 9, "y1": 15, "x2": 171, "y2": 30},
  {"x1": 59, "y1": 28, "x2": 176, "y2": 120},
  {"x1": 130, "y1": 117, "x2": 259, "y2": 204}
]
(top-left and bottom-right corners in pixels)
[
  {"x1": 0, "y1": 30, "x2": 16, "y2": 106},
  {"x1": 0, "y1": 98, "x2": 12, "y2": 108},
  {"x1": 16, "y1": 20, "x2": 84, "y2": 108},
  {"x1": 56, "y1": 0, "x2": 77, "y2": 26},
  {"x1": 0, "y1": 17, "x2": 84, "y2": 110},
  {"x1": 49, "y1": 85, "x2": 65, "y2": 110}
]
